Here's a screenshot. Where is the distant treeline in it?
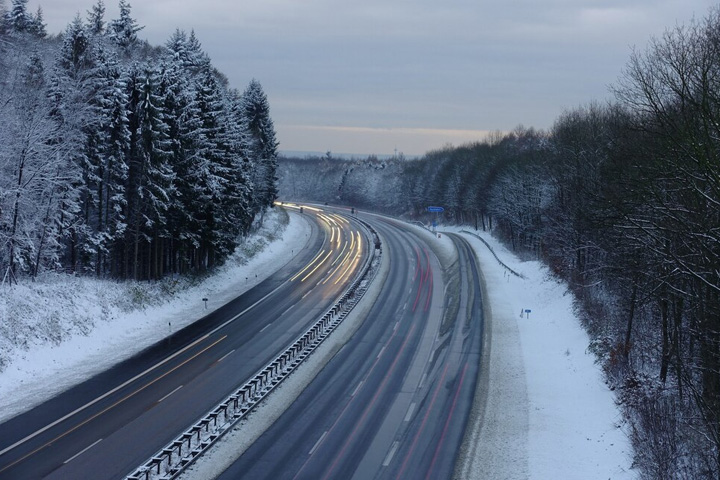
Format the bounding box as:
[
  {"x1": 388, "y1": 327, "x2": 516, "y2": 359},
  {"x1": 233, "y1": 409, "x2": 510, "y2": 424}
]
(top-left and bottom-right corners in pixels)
[
  {"x1": 0, "y1": 1, "x2": 278, "y2": 281},
  {"x1": 279, "y1": 7, "x2": 720, "y2": 478}
]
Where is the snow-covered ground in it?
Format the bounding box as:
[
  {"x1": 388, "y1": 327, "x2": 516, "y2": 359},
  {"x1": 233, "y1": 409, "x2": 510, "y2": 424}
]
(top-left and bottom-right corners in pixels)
[
  {"x1": 442, "y1": 226, "x2": 635, "y2": 479},
  {"x1": 0, "y1": 209, "x2": 310, "y2": 424}
]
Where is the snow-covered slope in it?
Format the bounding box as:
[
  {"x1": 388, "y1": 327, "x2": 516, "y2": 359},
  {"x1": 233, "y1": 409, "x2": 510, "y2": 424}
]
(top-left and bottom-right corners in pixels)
[{"x1": 450, "y1": 227, "x2": 635, "y2": 479}]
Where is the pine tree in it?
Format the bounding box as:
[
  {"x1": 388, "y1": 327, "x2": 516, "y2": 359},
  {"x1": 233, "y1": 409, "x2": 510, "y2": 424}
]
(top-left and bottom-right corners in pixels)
[
  {"x1": 86, "y1": 47, "x2": 130, "y2": 276},
  {"x1": 59, "y1": 14, "x2": 94, "y2": 78},
  {"x1": 226, "y1": 90, "x2": 255, "y2": 234},
  {"x1": 109, "y1": 0, "x2": 143, "y2": 49},
  {"x1": 6, "y1": 0, "x2": 29, "y2": 33},
  {"x1": 87, "y1": 0, "x2": 106, "y2": 36},
  {"x1": 165, "y1": 29, "x2": 188, "y2": 65},
  {"x1": 185, "y1": 29, "x2": 211, "y2": 73},
  {"x1": 27, "y1": 6, "x2": 45, "y2": 38},
  {"x1": 242, "y1": 79, "x2": 279, "y2": 215},
  {"x1": 134, "y1": 64, "x2": 174, "y2": 279},
  {"x1": 122, "y1": 62, "x2": 175, "y2": 279},
  {"x1": 154, "y1": 57, "x2": 196, "y2": 273}
]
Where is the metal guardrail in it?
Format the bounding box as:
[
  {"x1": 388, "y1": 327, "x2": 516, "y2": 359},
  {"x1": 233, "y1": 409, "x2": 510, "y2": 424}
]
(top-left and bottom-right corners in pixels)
[
  {"x1": 460, "y1": 230, "x2": 525, "y2": 279},
  {"x1": 125, "y1": 220, "x2": 382, "y2": 480}
]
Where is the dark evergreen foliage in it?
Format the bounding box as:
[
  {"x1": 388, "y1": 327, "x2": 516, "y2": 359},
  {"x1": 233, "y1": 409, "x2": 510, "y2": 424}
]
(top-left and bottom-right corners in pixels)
[{"x1": 0, "y1": 1, "x2": 277, "y2": 281}]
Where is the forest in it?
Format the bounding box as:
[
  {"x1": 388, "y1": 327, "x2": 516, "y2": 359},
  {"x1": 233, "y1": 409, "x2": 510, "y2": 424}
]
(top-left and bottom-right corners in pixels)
[
  {"x1": 278, "y1": 8, "x2": 720, "y2": 479},
  {"x1": 0, "y1": 0, "x2": 279, "y2": 282}
]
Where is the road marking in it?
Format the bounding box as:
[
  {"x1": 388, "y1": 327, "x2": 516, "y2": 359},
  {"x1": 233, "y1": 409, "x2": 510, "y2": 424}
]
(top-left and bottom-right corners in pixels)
[
  {"x1": 217, "y1": 350, "x2": 235, "y2": 363},
  {"x1": 0, "y1": 336, "x2": 226, "y2": 474},
  {"x1": 351, "y1": 380, "x2": 364, "y2": 397},
  {"x1": 309, "y1": 431, "x2": 328, "y2": 456},
  {"x1": 383, "y1": 441, "x2": 400, "y2": 467},
  {"x1": 394, "y1": 320, "x2": 400, "y2": 331},
  {"x1": 63, "y1": 438, "x2": 102, "y2": 464},
  {"x1": 260, "y1": 322, "x2": 273, "y2": 333},
  {"x1": 0, "y1": 332, "x2": 212, "y2": 458},
  {"x1": 376, "y1": 345, "x2": 386, "y2": 359},
  {"x1": 404, "y1": 402, "x2": 416, "y2": 422},
  {"x1": 419, "y1": 373, "x2": 427, "y2": 390},
  {"x1": 158, "y1": 385, "x2": 183, "y2": 403},
  {"x1": 396, "y1": 363, "x2": 452, "y2": 479}
]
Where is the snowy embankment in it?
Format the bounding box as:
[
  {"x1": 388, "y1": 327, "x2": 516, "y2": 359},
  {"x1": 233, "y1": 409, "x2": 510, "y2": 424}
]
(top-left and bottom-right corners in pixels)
[
  {"x1": 0, "y1": 208, "x2": 309, "y2": 424},
  {"x1": 443, "y1": 227, "x2": 635, "y2": 479}
]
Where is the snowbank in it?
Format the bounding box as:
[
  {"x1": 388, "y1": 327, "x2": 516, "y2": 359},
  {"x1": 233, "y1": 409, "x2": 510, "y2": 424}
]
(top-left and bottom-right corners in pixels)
[
  {"x1": 449, "y1": 227, "x2": 635, "y2": 479},
  {"x1": 0, "y1": 209, "x2": 310, "y2": 423}
]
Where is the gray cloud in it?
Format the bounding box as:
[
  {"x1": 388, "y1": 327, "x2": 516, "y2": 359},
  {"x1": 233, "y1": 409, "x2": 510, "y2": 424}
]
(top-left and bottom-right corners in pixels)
[{"x1": 38, "y1": 0, "x2": 717, "y2": 155}]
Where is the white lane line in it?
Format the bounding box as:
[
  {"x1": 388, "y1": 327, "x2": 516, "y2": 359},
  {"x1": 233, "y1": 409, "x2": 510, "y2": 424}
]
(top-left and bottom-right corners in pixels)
[
  {"x1": 376, "y1": 345, "x2": 386, "y2": 360},
  {"x1": 158, "y1": 385, "x2": 183, "y2": 403},
  {"x1": 383, "y1": 441, "x2": 400, "y2": 467},
  {"x1": 351, "y1": 380, "x2": 364, "y2": 397},
  {"x1": 419, "y1": 373, "x2": 427, "y2": 390},
  {"x1": 217, "y1": 349, "x2": 235, "y2": 363},
  {"x1": 260, "y1": 323, "x2": 273, "y2": 333},
  {"x1": 404, "y1": 402, "x2": 416, "y2": 422},
  {"x1": 394, "y1": 321, "x2": 400, "y2": 331},
  {"x1": 63, "y1": 438, "x2": 102, "y2": 464},
  {"x1": 309, "y1": 431, "x2": 328, "y2": 456},
  {"x1": 0, "y1": 332, "x2": 211, "y2": 457}
]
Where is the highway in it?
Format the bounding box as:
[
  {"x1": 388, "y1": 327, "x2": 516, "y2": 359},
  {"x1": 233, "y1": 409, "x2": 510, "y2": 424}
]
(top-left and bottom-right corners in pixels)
[
  {"x1": 0, "y1": 206, "x2": 370, "y2": 479},
  {"x1": 216, "y1": 217, "x2": 485, "y2": 480}
]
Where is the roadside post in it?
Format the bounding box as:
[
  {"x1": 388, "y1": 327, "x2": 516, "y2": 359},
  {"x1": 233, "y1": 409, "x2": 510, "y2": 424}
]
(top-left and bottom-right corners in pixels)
[{"x1": 427, "y1": 206, "x2": 444, "y2": 232}]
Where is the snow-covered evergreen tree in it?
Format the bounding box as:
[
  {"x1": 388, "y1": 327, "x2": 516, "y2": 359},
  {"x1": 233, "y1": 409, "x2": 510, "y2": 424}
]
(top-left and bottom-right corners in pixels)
[
  {"x1": 109, "y1": 0, "x2": 143, "y2": 49},
  {"x1": 87, "y1": 0, "x2": 106, "y2": 36},
  {"x1": 0, "y1": 6, "x2": 278, "y2": 280},
  {"x1": 132, "y1": 64, "x2": 174, "y2": 279},
  {"x1": 59, "y1": 14, "x2": 94, "y2": 78},
  {"x1": 83, "y1": 47, "x2": 130, "y2": 276},
  {"x1": 28, "y1": 6, "x2": 46, "y2": 38},
  {"x1": 5, "y1": 0, "x2": 29, "y2": 33},
  {"x1": 242, "y1": 79, "x2": 279, "y2": 215}
]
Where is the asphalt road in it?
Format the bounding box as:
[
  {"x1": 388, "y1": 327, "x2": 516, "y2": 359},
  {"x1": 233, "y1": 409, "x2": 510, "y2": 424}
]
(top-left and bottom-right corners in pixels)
[
  {"x1": 0, "y1": 207, "x2": 370, "y2": 480},
  {"x1": 216, "y1": 218, "x2": 484, "y2": 480}
]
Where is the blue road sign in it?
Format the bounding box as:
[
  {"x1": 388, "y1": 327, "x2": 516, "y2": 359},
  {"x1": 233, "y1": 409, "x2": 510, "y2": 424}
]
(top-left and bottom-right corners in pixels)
[{"x1": 427, "y1": 206, "x2": 444, "y2": 213}]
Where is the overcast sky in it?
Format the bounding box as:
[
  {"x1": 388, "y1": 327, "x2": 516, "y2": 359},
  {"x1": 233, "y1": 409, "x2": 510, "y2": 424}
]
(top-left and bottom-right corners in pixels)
[{"x1": 38, "y1": 0, "x2": 716, "y2": 156}]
